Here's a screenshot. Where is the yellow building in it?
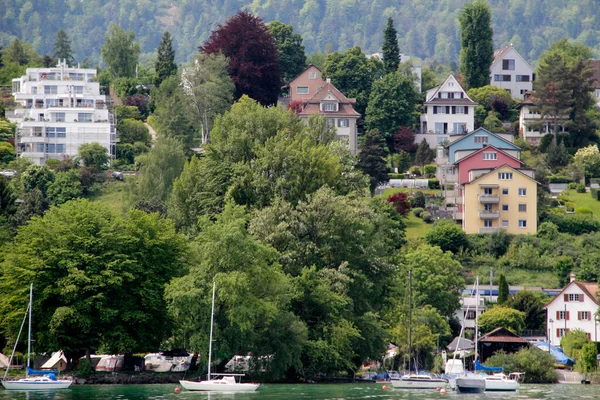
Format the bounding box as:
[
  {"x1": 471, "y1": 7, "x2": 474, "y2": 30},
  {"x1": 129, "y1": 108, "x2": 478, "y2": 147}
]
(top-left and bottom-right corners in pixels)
[{"x1": 462, "y1": 164, "x2": 538, "y2": 234}]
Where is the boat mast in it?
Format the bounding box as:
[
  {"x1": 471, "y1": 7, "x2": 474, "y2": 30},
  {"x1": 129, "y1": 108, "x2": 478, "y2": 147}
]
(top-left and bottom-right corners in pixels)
[
  {"x1": 408, "y1": 269, "x2": 413, "y2": 373},
  {"x1": 207, "y1": 281, "x2": 216, "y2": 380},
  {"x1": 27, "y1": 283, "x2": 33, "y2": 377},
  {"x1": 474, "y1": 276, "x2": 479, "y2": 365}
]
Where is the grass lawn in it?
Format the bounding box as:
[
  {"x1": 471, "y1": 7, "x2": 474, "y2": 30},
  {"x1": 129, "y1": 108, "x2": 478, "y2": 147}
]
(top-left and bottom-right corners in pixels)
[
  {"x1": 559, "y1": 189, "x2": 600, "y2": 221},
  {"x1": 88, "y1": 180, "x2": 127, "y2": 214},
  {"x1": 404, "y1": 213, "x2": 434, "y2": 239}
]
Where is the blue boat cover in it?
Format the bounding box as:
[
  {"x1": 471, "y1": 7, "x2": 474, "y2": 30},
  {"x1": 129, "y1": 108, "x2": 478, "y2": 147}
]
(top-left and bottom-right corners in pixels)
[
  {"x1": 371, "y1": 371, "x2": 390, "y2": 381},
  {"x1": 28, "y1": 367, "x2": 59, "y2": 379},
  {"x1": 534, "y1": 342, "x2": 575, "y2": 365},
  {"x1": 474, "y1": 360, "x2": 503, "y2": 372}
]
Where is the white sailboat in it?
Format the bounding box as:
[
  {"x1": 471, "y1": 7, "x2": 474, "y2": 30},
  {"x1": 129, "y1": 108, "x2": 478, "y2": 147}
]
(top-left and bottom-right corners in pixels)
[
  {"x1": 391, "y1": 270, "x2": 448, "y2": 390},
  {"x1": 2, "y1": 284, "x2": 72, "y2": 390},
  {"x1": 484, "y1": 372, "x2": 520, "y2": 391},
  {"x1": 179, "y1": 282, "x2": 260, "y2": 392}
]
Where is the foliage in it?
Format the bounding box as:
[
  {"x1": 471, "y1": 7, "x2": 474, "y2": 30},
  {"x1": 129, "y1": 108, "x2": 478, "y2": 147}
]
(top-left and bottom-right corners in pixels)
[
  {"x1": 546, "y1": 141, "x2": 570, "y2": 171},
  {"x1": 483, "y1": 111, "x2": 504, "y2": 133},
  {"x1": 114, "y1": 105, "x2": 141, "y2": 121},
  {"x1": 425, "y1": 220, "x2": 468, "y2": 254},
  {"x1": 387, "y1": 192, "x2": 411, "y2": 216},
  {"x1": 53, "y1": 29, "x2": 74, "y2": 65},
  {"x1": 2, "y1": 39, "x2": 42, "y2": 66},
  {"x1": 78, "y1": 142, "x2": 109, "y2": 171},
  {"x1": 412, "y1": 207, "x2": 424, "y2": 217},
  {"x1": 420, "y1": 211, "x2": 432, "y2": 223},
  {"x1": 382, "y1": 17, "x2": 400, "y2": 75},
  {"x1": 74, "y1": 358, "x2": 95, "y2": 378},
  {"x1": 561, "y1": 329, "x2": 590, "y2": 358},
  {"x1": 467, "y1": 85, "x2": 513, "y2": 113},
  {"x1": 200, "y1": 11, "x2": 280, "y2": 106},
  {"x1": 356, "y1": 130, "x2": 388, "y2": 196},
  {"x1": 123, "y1": 95, "x2": 151, "y2": 120},
  {"x1": 459, "y1": 0, "x2": 493, "y2": 89},
  {"x1": 268, "y1": 21, "x2": 306, "y2": 83},
  {"x1": 574, "y1": 145, "x2": 600, "y2": 178},
  {"x1": 394, "y1": 126, "x2": 417, "y2": 153},
  {"x1": 47, "y1": 170, "x2": 83, "y2": 206},
  {"x1": 101, "y1": 23, "x2": 141, "y2": 79},
  {"x1": 542, "y1": 212, "x2": 600, "y2": 235},
  {"x1": 118, "y1": 119, "x2": 150, "y2": 145},
  {"x1": 22, "y1": 165, "x2": 55, "y2": 195},
  {"x1": 415, "y1": 139, "x2": 434, "y2": 168},
  {"x1": 498, "y1": 274, "x2": 509, "y2": 304},
  {"x1": 411, "y1": 191, "x2": 425, "y2": 208},
  {"x1": 478, "y1": 306, "x2": 525, "y2": 334},
  {"x1": 155, "y1": 31, "x2": 177, "y2": 86},
  {"x1": 485, "y1": 348, "x2": 557, "y2": 383},
  {"x1": 0, "y1": 142, "x2": 16, "y2": 165},
  {"x1": 507, "y1": 290, "x2": 548, "y2": 330},
  {"x1": 581, "y1": 342, "x2": 597, "y2": 373}
]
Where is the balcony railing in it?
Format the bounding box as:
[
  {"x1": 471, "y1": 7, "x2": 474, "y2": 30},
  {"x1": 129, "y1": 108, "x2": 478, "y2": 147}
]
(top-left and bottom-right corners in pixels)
[
  {"x1": 479, "y1": 194, "x2": 500, "y2": 203},
  {"x1": 479, "y1": 227, "x2": 499, "y2": 234},
  {"x1": 479, "y1": 210, "x2": 500, "y2": 219}
]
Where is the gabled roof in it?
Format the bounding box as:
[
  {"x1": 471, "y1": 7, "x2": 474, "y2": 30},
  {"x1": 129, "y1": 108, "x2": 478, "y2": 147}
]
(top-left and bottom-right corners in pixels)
[
  {"x1": 466, "y1": 164, "x2": 539, "y2": 185},
  {"x1": 454, "y1": 145, "x2": 525, "y2": 166},
  {"x1": 424, "y1": 74, "x2": 477, "y2": 106},
  {"x1": 491, "y1": 45, "x2": 534, "y2": 72},
  {"x1": 286, "y1": 64, "x2": 322, "y2": 87},
  {"x1": 298, "y1": 81, "x2": 360, "y2": 117},
  {"x1": 446, "y1": 127, "x2": 521, "y2": 151},
  {"x1": 543, "y1": 280, "x2": 599, "y2": 309},
  {"x1": 303, "y1": 81, "x2": 355, "y2": 104},
  {"x1": 479, "y1": 327, "x2": 529, "y2": 344}
]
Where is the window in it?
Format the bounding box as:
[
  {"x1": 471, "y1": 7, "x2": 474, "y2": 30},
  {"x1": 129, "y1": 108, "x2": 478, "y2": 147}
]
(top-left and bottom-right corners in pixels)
[
  {"x1": 78, "y1": 113, "x2": 92, "y2": 122},
  {"x1": 498, "y1": 172, "x2": 513, "y2": 180},
  {"x1": 455, "y1": 106, "x2": 466, "y2": 114},
  {"x1": 474, "y1": 136, "x2": 488, "y2": 144},
  {"x1": 47, "y1": 99, "x2": 61, "y2": 107},
  {"x1": 579, "y1": 311, "x2": 590, "y2": 320},
  {"x1": 36, "y1": 143, "x2": 45, "y2": 152},
  {"x1": 568, "y1": 294, "x2": 581, "y2": 302},
  {"x1": 518, "y1": 204, "x2": 527, "y2": 212},
  {"x1": 494, "y1": 75, "x2": 511, "y2": 82},
  {"x1": 338, "y1": 119, "x2": 349, "y2": 128},
  {"x1": 502, "y1": 59, "x2": 515, "y2": 70},
  {"x1": 484, "y1": 204, "x2": 493, "y2": 211},
  {"x1": 520, "y1": 89, "x2": 527, "y2": 95},
  {"x1": 44, "y1": 85, "x2": 58, "y2": 94},
  {"x1": 296, "y1": 86, "x2": 309, "y2": 94},
  {"x1": 73, "y1": 86, "x2": 84, "y2": 94},
  {"x1": 436, "y1": 106, "x2": 447, "y2": 114},
  {"x1": 322, "y1": 103, "x2": 337, "y2": 112},
  {"x1": 465, "y1": 311, "x2": 476, "y2": 320},
  {"x1": 558, "y1": 311, "x2": 568, "y2": 320},
  {"x1": 483, "y1": 152, "x2": 497, "y2": 160},
  {"x1": 434, "y1": 123, "x2": 446, "y2": 134},
  {"x1": 337, "y1": 134, "x2": 349, "y2": 143},
  {"x1": 46, "y1": 144, "x2": 65, "y2": 153},
  {"x1": 557, "y1": 328, "x2": 567, "y2": 338},
  {"x1": 325, "y1": 118, "x2": 335, "y2": 127},
  {"x1": 484, "y1": 220, "x2": 493, "y2": 227},
  {"x1": 32, "y1": 86, "x2": 37, "y2": 94},
  {"x1": 441, "y1": 92, "x2": 449, "y2": 99},
  {"x1": 53, "y1": 112, "x2": 65, "y2": 122},
  {"x1": 518, "y1": 219, "x2": 527, "y2": 228},
  {"x1": 502, "y1": 188, "x2": 509, "y2": 195},
  {"x1": 502, "y1": 220, "x2": 509, "y2": 227},
  {"x1": 309, "y1": 72, "x2": 319, "y2": 80},
  {"x1": 502, "y1": 204, "x2": 509, "y2": 211},
  {"x1": 453, "y1": 123, "x2": 467, "y2": 134},
  {"x1": 518, "y1": 188, "x2": 527, "y2": 196},
  {"x1": 56, "y1": 144, "x2": 65, "y2": 153},
  {"x1": 46, "y1": 127, "x2": 66, "y2": 138},
  {"x1": 483, "y1": 188, "x2": 493, "y2": 195},
  {"x1": 516, "y1": 75, "x2": 530, "y2": 82}
]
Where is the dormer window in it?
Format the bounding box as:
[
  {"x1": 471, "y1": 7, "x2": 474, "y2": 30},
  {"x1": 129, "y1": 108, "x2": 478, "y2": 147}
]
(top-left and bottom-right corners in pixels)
[
  {"x1": 309, "y1": 72, "x2": 319, "y2": 80},
  {"x1": 321, "y1": 102, "x2": 338, "y2": 112}
]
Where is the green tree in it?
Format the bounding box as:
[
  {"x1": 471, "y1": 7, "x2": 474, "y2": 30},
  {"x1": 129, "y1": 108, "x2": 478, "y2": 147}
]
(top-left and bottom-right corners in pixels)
[
  {"x1": 561, "y1": 329, "x2": 590, "y2": 358},
  {"x1": 415, "y1": 139, "x2": 434, "y2": 169},
  {"x1": 10, "y1": 189, "x2": 48, "y2": 227},
  {"x1": 0, "y1": 142, "x2": 16, "y2": 164},
  {"x1": 155, "y1": 31, "x2": 177, "y2": 86},
  {"x1": 459, "y1": 0, "x2": 493, "y2": 89},
  {"x1": 498, "y1": 274, "x2": 509, "y2": 304},
  {"x1": 101, "y1": 23, "x2": 141, "y2": 78},
  {"x1": 507, "y1": 290, "x2": 548, "y2": 331},
  {"x1": 567, "y1": 59, "x2": 596, "y2": 145},
  {"x1": 553, "y1": 256, "x2": 575, "y2": 287},
  {"x1": 0, "y1": 200, "x2": 188, "y2": 360},
  {"x1": 356, "y1": 129, "x2": 388, "y2": 196},
  {"x1": 486, "y1": 347, "x2": 557, "y2": 383},
  {"x1": 425, "y1": 220, "x2": 468, "y2": 254},
  {"x1": 574, "y1": 144, "x2": 600, "y2": 178},
  {"x1": 484, "y1": 111, "x2": 504, "y2": 132},
  {"x1": 478, "y1": 306, "x2": 525, "y2": 334},
  {"x1": 53, "y1": 29, "x2": 74, "y2": 65},
  {"x1": 268, "y1": 21, "x2": 307, "y2": 83},
  {"x1": 78, "y1": 142, "x2": 109, "y2": 170},
  {"x1": 581, "y1": 342, "x2": 597, "y2": 372},
  {"x1": 117, "y1": 118, "x2": 150, "y2": 145},
  {"x1": 47, "y1": 170, "x2": 83, "y2": 206},
  {"x1": 22, "y1": 165, "x2": 55, "y2": 195},
  {"x1": 382, "y1": 17, "x2": 400, "y2": 74},
  {"x1": 546, "y1": 140, "x2": 570, "y2": 171},
  {"x1": 467, "y1": 85, "x2": 513, "y2": 111},
  {"x1": 2, "y1": 39, "x2": 42, "y2": 66}
]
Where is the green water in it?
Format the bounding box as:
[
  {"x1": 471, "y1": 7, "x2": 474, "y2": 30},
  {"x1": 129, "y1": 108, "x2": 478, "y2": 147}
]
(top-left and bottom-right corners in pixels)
[{"x1": 0, "y1": 383, "x2": 595, "y2": 399}]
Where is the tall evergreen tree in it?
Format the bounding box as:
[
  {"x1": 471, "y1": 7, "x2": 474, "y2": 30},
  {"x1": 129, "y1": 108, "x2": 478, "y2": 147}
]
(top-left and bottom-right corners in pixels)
[
  {"x1": 155, "y1": 31, "x2": 177, "y2": 86},
  {"x1": 459, "y1": 0, "x2": 493, "y2": 89},
  {"x1": 101, "y1": 23, "x2": 141, "y2": 79},
  {"x1": 498, "y1": 274, "x2": 509, "y2": 304},
  {"x1": 356, "y1": 129, "x2": 388, "y2": 196},
  {"x1": 415, "y1": 139, "x2": 434, "y2": 169},
  {"x1": 53, "y1": 29, "x2": 74, "y2": 65},
  {"x1": 268, "y1": 21, "x2": 306, "y2": 83},
  {"x1": 567, "y1": 59, "x2": 596, "y2": 145},
  {"x1": 382, "y1": 17, "x2": 400, "y2": 74}
]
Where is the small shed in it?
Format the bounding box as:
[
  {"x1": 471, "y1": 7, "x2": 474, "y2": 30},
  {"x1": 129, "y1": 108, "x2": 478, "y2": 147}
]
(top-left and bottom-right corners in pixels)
[
  {"x1": 478, "y1": 327, "x2": 530, "y2": 362},
  {"x1": 41, "y1": 350, "x2": 68, "y2": 371}
]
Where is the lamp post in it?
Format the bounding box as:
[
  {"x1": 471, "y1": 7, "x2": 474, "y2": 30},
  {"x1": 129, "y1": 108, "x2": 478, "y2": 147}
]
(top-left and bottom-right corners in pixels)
[{"x1": 549, "y1": 319, "x2": 554, "y2": 345}]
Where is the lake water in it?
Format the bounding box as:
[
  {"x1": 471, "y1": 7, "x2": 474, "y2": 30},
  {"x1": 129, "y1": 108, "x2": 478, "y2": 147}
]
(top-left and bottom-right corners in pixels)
[{"x1": 0, "y1": 383, "x2": 595, "y2": 400}]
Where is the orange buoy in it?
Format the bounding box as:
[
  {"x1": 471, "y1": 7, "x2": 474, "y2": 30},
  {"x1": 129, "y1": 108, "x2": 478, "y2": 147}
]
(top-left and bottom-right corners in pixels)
[
  {"x1": 440, "y1": 388, "x2": 447, "y2": 394},
  {"x1": 174, "y1": 387, "x2": 181, "y2": 393},
  {"x1": 382, "y1": 385, "x2": 388, "y2": 390}
]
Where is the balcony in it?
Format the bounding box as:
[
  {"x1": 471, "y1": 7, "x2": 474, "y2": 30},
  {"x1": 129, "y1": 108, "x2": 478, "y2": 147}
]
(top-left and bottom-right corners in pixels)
[
  {"x1": 479, "y1": 210, "x2": 500, "y2": 219},
  {"x1": 479, "y1": 194, "x2": 500, "y2": 203},
  {"x1": 479, "y1": 227, "x2": 500, "y2": 234}
]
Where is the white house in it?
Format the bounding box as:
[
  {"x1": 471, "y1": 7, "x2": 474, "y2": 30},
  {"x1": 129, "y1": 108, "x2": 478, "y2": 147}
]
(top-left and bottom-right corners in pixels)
[
  {"x1": 9, "y1": 60, "x2": 115, "y2": 165},
  {"x1": 490, "y1": 45, "x2": 534, "y2": 100},
  {"x1": 518, "y1": 92, "x2": 567, "y2": 145},
  {"x1": 454, "y1": 296, "x2": 486, "y2": 334},
  {"x1": 542, "y1": 274, "x2": 599, "y2": 346},
  {"x1": 420, "y1": 74, "x2": 477, "y2": 135}
]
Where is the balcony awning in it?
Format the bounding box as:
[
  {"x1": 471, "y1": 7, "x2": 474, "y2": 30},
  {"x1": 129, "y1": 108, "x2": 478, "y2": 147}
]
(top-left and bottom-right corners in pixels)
[{"x1": 479, "y1": 184, "x2": 499, "y2": 188}]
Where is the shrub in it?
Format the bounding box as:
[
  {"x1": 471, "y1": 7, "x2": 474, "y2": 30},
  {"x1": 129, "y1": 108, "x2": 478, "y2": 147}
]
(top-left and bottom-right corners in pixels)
[
  {"x1": 423, "y1": 164, "x2": 436, "y2": 176},
  {"x1": 425, "y1": 220, "x2": 469, "y2": 253},
  {"x1": 387, "y1": 192, "x2": 411, "y2": 216},
  {"x1": 74, "y1": 358, "x2": 95, "y2": 379},
  {"x1": 45, "y1": 159, "x2": 61, "y2": 170},
  {"x1": 541, "y1": 212, "x2": 600, "y2": 235},
  {"x1": 575, "y1": 207, "x2": 593, "y2": 215},
  {"x1": 411, "y1": 191, "x2": 426, "y2": 208},
  {"x1": 576, "y1": 183, "x2": 586, "y2": 193},
  {"x1": 568, "y1": 182, "x2": 577, "y2": 190},
  {"x1": 548, "y1": 175, "x2": 573, "y2": 184},
  {"x1": 427, "y1": 178, "x2": 440, "y2": 190},
  {"x1": 388, "y1": 173, "x2": 404, "y2": 179},
  {"x1": 410, "y1": 166, "x2": 421, "y2": 176},
  {"x1": 412, "y1": 207, "x2": 424, "y2": 217},
  {"x1": 421, "y1": 211, "x2": 432, "y2": 223},
  {"x1": 485, "y1": 348, "x2": 557, "y2": 383}
]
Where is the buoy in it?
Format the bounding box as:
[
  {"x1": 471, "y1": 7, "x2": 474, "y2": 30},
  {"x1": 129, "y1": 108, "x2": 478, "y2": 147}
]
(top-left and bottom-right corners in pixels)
[
  {"x1": 174, "y1": 387, "x2": 181, "y2": 394},
  {"x1": 436, "y1": 387, "x2": 441, "y2": 391},
  {"x1": 440, "y1": 388, "x2": 447, "y2": 394},
  {"x1": 382, "y1": 385, "x2": 388, "y2": 390}
]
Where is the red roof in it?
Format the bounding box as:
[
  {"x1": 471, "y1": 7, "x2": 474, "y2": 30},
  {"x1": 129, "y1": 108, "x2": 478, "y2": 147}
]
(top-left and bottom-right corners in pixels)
[
  {"x1": 298, "y1": 81, "x2": 360, "y2": 117},
  {"x1": 542, "y1": 280, "x2": 599, "y2": 309},
  {"x1": 454, "y1": 144, "x2": 524, "y2": 166},
  {"x1": 479, "y1": 327, "x2": 529, "y2": 344}
]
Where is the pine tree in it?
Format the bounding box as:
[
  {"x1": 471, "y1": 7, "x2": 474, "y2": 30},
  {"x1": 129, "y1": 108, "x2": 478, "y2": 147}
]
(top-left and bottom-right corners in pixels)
[
  {"x1": 382, "y1": 17, "x2": 400, "y2": 74},
  {"x1": 459, "y1": 0, "x2": 493, "y2": 89},
  {"x1": 497, "y1": 274, "x2": 509, "y2": 304},
  {"x1": 415, "y1": 139, "x2": 434, "y2": 169},
  {"x1": 155, "y1": 31, "x2": 177, "y2": 86},
  {"x1": 356, "y1": 129, "x2": 389, "y2": 196},
  {"x1": 53, "y1": 29, "x2": 74, "y2": 65},
  {"x1": 567, "y1": 59, "x2": 596, "y2": 146}
]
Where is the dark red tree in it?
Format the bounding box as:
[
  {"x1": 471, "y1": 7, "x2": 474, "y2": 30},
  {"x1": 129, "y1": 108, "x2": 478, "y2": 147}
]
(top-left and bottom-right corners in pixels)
[
  {"x1": 387, "y1": 192, "x2": 411, "y2": 216},
  {"x1": 394, "y1": 126, "x2": 417, "y2": 153},
  {"x1": 287, "y1": 100, "x2": 303, "y2": 114},
  {"x1": 490, "y1": 96, "x2": 510, "y2": 119},
  {"x1": 124, "y1": 94, "x2": 151, "y2": 119},
  {"x1": 200, "y1": 11, "x2": 281, "y2": 106}
]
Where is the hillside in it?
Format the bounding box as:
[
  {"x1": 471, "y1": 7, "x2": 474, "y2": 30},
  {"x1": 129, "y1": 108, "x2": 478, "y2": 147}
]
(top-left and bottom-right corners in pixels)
[{"x1": 0, "y1": 0, "x2": 598, "y2": 66}]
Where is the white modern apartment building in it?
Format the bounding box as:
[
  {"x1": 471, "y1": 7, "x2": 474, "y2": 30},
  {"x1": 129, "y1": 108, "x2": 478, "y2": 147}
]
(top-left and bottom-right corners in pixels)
[
  {"x1": 9, "y1": 61, "x2": 115, "y2": 165},
  {"x1": 490, "y1": 45, "x2": 534, "y2": 100}
]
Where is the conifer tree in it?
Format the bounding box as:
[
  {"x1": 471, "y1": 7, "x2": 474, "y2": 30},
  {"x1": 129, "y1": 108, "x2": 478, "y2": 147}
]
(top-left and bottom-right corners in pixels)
[
  {"x1": 415, "y1": 139, "x2": 434, "y2": 169},
  {"x1": 498, "y1": 274, "x2": 509, "y2": 304},
  {"x1": 459, "y1": 0, "x2": 493, "y2": 89},
  {"x1": 356, "y1": 129, "x2": 389, "y2": 196},
  {"x1": 382, "y1": 17, "x2": 400, "y2": 74},
  {"x1": 155, "y1": 31, "x2": 177, "y2": 86},
  {"x1": 53, "y1": 29, "x2": 74, "y2": 65}
]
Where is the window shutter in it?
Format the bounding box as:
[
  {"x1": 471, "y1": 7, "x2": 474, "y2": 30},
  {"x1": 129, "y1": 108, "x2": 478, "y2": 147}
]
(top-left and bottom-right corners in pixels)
[
  {"x1": 461, "y1": 92, "x2": 464, "y2": 99},
  {"x1": 566, "y1": 311, "x2": 570, "y2": 320},
  {"x1": 556, "y1": 328, "x2": 560, "y2": 337},
  {"x1": 587, "y1": 333, "x2": 591, "y2": 340},
  {"x1": 556, "y1": 311, "x2": 560, "y2": 319},
  {"x1": 438, "y1": 93, "x2": 441, "y2": 98},
  {"x1": 578, "y1": 312, "x2": 581, "y2": 320},
  {"x1": 433, "y1": 106, "x2": 437, "y2": 114},
  {"x1": 465, "y1": 107, "x2": 469, "y2": 115},
  {"x1": 446, "y1": 106, "x2": 450, "y2": 114},
  {"x1": 564, "y1": 294, "x2": 569, "y2": 302},
  {"x1": 452, "y1": 106, "x2": 456, "y2": 114},
  {"x1": 580, "y1": 294, "x2": 584, "y2": 302}
]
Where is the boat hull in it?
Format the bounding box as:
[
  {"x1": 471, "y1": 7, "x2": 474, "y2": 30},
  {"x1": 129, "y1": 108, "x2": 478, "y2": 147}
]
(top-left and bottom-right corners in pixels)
[
  {"x1": 456, "y1": 376, "x2": 486, "y2": 393},
  {"x1": 1, "y1": 380, "x2": 72, "y2": 390},
  {"x1": 180, "y1": 379, "x2": 259, "y2": 392},
  {"x1": 391, "y1": 378, "x2": 447, "y2": 389},
  {"x1": 485, "y1": 379, "x2": 519, "y2": 391}
]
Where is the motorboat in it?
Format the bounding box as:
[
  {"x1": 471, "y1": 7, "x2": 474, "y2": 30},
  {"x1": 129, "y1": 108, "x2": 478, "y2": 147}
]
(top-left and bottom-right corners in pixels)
[
  {"x1": 455, "y1": 374, "x2": 486, "y2": 393},
  {"x1": 391, "y1": 373, "x2": 448, "y2": 389},
  {"x1": 484, "y1": 372, "x2": 520, "y2": 391},
  {"x1": 144, "y1": 351, "x2": 193, "y2": 372},
  {"x1": 1, "y1": 284, "x2": 72, "y2": 390}
]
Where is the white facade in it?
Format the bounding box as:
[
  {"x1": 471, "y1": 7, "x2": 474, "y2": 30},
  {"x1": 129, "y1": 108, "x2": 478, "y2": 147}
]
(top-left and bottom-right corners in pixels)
[
  {"x1": 454, "y1": 296, "x2": 486, "y2": 332},
  {"x1": 543, "y1": 279, "x2": 599, "y2": 346},
  {"x1": 420, "y1": 74, "x2": 477, "y2": 135},
  {"x1": 490, "y1": 46, "x2": 534, "y2": 100},
  {"x1": 519, "y1": 102, "x2": 566, "y2": 146},
  {"x1": 9, "y1": 61, "x2": 115, "y2": 165}
]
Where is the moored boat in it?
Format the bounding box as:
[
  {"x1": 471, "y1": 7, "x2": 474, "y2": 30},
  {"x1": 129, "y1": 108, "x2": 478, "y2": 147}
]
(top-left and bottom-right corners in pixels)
[
  {"x1": 484, "y1": 372, "x2": 520, "y2": 391},
  {"x1": 391, "y1": 373, "x2": 448, "y2": 389},
  {"x1": 455, "y1": 375, "x2": 486, "y2": 393}
]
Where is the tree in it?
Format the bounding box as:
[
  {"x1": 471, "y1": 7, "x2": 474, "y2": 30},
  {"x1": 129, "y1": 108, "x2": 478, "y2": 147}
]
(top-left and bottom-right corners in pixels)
[
  {"x1": 268, "y1": 21, "x2": 306, "y2": 83},
  {"x1": 382, "y1": 17, "x2": 400, "y2": 74},
  {"x1": 0, "y1": 176, "x2": 15, "y2": 219},
  {"x1": 356, "y1": 129, "x2": 388, "y2": 196},
  {"x1": 2, "y1": 39, "x2": 38, "y2": 66},
  {"x1": 183, "y1": 53, "x2": 234, "y2": 144},
  {"x1": 365, "y1": 71, "x2": 419, "y2": 150},
  {"x1": 53, "y1": 29, "x2": 74, "y2": 65},
  {"x1": 507, "y1": 291, "x2": 548, "y2": 331},
  {"x1": 0, "y1": 200, "x2": 188, "y2": 360},
  {"x1": 200, "y1": 11, "x2": 280, "y2": 106},
  {"x1": 478, "y1": 306, "x2": 525, "y2": 334},
  {"x1": 574, "y1": 144, "x2": 600, "y2": 178},
  {"x1": 47, "y1": 170, "x2": 83, "y2": 206},
  {"x1": 498, "y1": 274, "x2": 509, "y2": 304},
  {"x1": 561, "y1": 329, "x2": 590, "y2": 358},
  {"x1": 390, "y1": 151, "x2": 412, "y2": 174},
  {"x1": 484, "y1": 111, "x2": 504, "y2": 132},
  {"x1": 101, "y1": 23, "x2": 141, "y2": 78},
  {"x1": 0, "y1": 142, "x2": 16, "y2": 164},
  {"x1": 568, "y1": 59, "x2": 597, "y2": 146},
  {"x1": 78, "y1": 142, "x2": 109, "y2": 170},
  {"x1": 581, "y1": 342, "x2": 597, "y2": 373},
  {"x1": 415, "y1": 139, "x2": 434, "y2": 169},
  {"x1": 124, "y1": 95, "x2": 151, "y2": 120},
  {"x1": 425, "y1": 220, "x2": 469, "y2": 254},
  {"x1": 155, "y1": 31, "x2": 177, "y2": 86},
  {"x1": 486, "y1": 347, "x2": 557, "y2": 383},
  {"x1": 387, "y1": 192, "x2": 411, "y2": 216},
  {"x1": 459, "y1": 0, "x2": 493, "y2": 89},
  {"x1": 546, "y1": 140, "x2": 569, "y2": 171},
  {"x1": 467, "y1": 85, "x2": 513, "y2": 112},
  {"x1": 394, "y1": 126, "x2": 417, "y2": 153},
  {"x1": 22, "y1": 165, "x2": 55, "y2": 195},
  {"x1": 117, "y1": 119, "x2": 150, "y2": 145}
]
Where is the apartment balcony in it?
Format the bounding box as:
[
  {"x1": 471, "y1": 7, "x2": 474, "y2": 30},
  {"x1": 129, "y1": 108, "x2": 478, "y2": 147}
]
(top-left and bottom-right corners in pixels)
[
  {"x1": 479, "y1": 227, "x2": 500, "y2": 234},
  {"x1": 479, "y1": 194, "x2": 500, "y2": 203},
  {"x1": 479, "y1": 210, "x2": 500, "y2": 219}
]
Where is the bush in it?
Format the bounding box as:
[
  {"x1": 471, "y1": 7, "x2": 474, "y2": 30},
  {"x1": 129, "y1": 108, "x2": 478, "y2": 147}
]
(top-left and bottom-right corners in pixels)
[
  {"x1": 485, "y1": 348, "x2": 557, "y2": 383},
  {"x1": 427, "y1": 178, "x2": 440, "y2": 190},
  {"x1": 421, "y1": 211, "x2": 432, "y2": 223},
  {"x1": 425, "y1": 220, "x2": 469, "y2": 253},
  {"x1": 541, "y1": 212, "x2": 600, "y2": 235},
  {"x1": 548, "y1": 175, "x2": 573, "y2": 184},
  {"x1": 74, "y1": 358, "x2": 95, "y2": 379},
  {"x1": 410, "y1": 166, "x2": 421, "y2": 176},
  {"x1": 412, "y1": 207, "x2": 424, "y2": 217},
  {"x1": 575, "y1": 207, "x2": 593, "y2": 215},
  {"x1": 388, "y1": 173, "x2": 404, "y2": 179},
  {"x1": 411, "y1": 191, "x2": 426, "y2": 208},
  {"x1": 568, "y1": 182, "x2": 577, "y2": 190},
  {"x1": 45, "y1": 159, "x2": 61, "y2": 170},
  {"x1": 576, "y1": 183, "x2": 586, "y2": 193},
  {"x1": 423, "y1": 164, "x2": 436, "y2": 176}
]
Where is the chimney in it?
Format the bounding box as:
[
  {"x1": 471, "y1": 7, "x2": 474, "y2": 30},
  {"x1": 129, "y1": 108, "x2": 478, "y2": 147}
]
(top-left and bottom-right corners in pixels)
[
  {"x1": 326, "y1": 78, "x2": 331, "y2": 83},
  {"x1": 570, "y1": 272, "x2": 576, "y2": 283}
]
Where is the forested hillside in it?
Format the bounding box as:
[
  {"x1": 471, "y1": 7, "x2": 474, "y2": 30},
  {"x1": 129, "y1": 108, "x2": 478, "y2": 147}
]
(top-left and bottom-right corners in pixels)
[{"x1": 0, "y1": 0, "x2": 598, "y2": 66}]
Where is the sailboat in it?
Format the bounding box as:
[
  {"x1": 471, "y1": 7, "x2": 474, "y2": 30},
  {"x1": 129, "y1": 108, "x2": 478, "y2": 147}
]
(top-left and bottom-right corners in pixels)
[
  {"x1": 2, "y1": 284, "x2": 72, "y2": 390},
  {"x1": 391, "y1": 270, "x2": 448, "y2": 390},
  {"x1": 179, "y1": 282, "x2": 260, "y2": 392},
  {"x1": 455, "y1": 277, "x2": 486, "y2": 393}
]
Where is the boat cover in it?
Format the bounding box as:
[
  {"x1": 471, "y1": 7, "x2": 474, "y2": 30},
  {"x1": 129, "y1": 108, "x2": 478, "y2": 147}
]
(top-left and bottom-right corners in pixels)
[
  {"x1": 474, "y1": 360, "x2": 503, "y2": 372},
  {"x1": 534, "y1": 342, "x2": 575, "y2": 365},
  {"x1": 28, "y1": 367, "x2": 59, "y2": 378}
]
